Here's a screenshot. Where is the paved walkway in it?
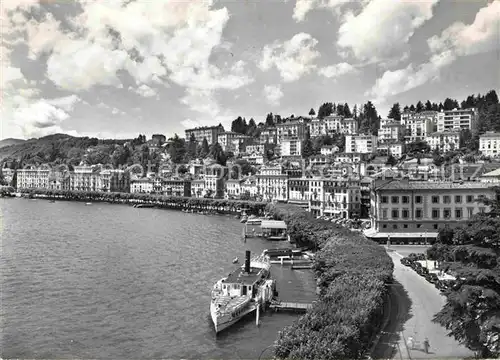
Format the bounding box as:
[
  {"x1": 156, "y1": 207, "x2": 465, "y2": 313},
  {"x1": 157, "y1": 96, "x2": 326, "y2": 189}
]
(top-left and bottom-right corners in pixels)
[{"x1": 372, "y1": 250, "x2": 474, "y2": 359}]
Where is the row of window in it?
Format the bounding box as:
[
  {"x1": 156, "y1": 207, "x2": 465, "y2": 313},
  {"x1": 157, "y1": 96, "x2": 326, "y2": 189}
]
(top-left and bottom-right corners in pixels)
[
  {"x1": 381, "y1": 223, "x2": 440, "y2": 230},
  {"x1": 381, "y1": 194, "x2": 479, "y2": 204},
  {"x1": 381, "y1": 206, "x2": 484, "y2": 220}
]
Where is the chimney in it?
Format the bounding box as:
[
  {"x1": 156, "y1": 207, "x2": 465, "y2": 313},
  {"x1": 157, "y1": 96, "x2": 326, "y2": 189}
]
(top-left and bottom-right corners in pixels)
[{"x1": 245, "y1": 250, "x2": 251, "y2": 273}]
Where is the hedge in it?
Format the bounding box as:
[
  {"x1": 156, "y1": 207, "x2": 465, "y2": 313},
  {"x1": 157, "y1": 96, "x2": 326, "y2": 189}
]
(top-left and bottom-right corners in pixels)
[{"x1": 266, "y1": 203, "x2": 393, "y2": 360}]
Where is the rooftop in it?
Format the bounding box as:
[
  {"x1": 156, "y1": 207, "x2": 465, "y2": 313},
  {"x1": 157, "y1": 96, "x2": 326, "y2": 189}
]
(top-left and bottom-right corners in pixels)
[
  {"x1": 260, "y1": 220, "x2": 287, "y2": 229},
  {"x1": 480, "y1": 132, "x2": 500, "y2": 138},
  {"x1": 374, "y1": 179, "x2": 493, "y2": 191},
  {"x1": 224, "y1": 266, "x2": 266, "y2": 285}
]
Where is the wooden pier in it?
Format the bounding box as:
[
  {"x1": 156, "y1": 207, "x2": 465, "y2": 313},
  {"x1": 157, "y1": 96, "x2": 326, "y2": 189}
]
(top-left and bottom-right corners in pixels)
[
  {"x1": 269, "y1": 300, "x2": 313, "y2": 312},
  {"x1": 291, "y1": 264, "x2": 313, "y2": 270}
]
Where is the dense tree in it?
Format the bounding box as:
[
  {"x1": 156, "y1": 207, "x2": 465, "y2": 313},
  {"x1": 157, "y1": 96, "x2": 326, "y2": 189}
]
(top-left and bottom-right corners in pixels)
[
  {"x1": 197, "y1": 138, "x2": 210, "y2": 159},
  {"x1": 386, "y1": 154, "x2": 398, "y2": 166},
  {"x1": 425, "y1": 100, "x2": 433, "y2": 111},
  {"x1": 317, "y1": 102, "x2": 334, "y2": 119},
  {"x1": 409, "y1": 104, "x2": 416, "y2": 112},
  {"x1": 309, "y1": 108, "x2": 316, "y2": 116},
  {"x1": 209, "y1": 143, "x2": 226, "y2": 165},
  {"x1": 359, "y1": 101, "x2": 379, "y2": 135},
  {"x1": 443, "y1": 98, "x2": 460, "y2": 110},
  {"x1": 185, "y1": 133, "x2": 198, "y2": 162},
  {"x1": 10, "y1": 171, "x2": 17, "y2": 188},
  {"x1": 265, "y1": 113, "x2": 274, "y2": 127},
  {"x1": 231, "y1": 116, "x2": 247, "y2": 134},
  {"x1": 388, "y1": 103, "x2": 401, "y2": 120},
  {"x1": 353, "y1": 104, "x2": 358, "y2": 119},
  {"x1": 403, "y1": 105, "x2": 410, "y2": 112},
  {"x1": 168, "y1": 134, "x2": 186, "y2": 164},
  {"x1": 246, "y1": 118, "x2": 258, "y2": 137},
  {"x1": 416, "y1": 100, "x2": 424, "y2": 113},
  {"x1": 0, "y1": 168, "x2": 6, "y2": 186},
  {"x1": 274, "y1": 114, "x2": 282, "y2": 124}
]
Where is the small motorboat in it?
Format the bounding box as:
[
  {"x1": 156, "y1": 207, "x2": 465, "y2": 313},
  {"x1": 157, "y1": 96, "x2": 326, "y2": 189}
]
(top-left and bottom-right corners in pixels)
[
  {"x1": 85, "y1": 202, "x2": 92, "y2": 206},
  {"x1": 232, "y1": 257, "x2": 239, "y2": 264}
]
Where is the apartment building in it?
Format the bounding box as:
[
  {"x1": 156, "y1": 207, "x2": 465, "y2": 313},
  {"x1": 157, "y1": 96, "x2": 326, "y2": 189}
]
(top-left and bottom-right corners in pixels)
[
  {"x1": 217, "y1": 132, "x2": 252, "y2": 153},
  {"x1": 100, "y1": 169, "x2": 130, "y2": 192},
  {"x1": 333, "y1": 152, "x2": 370, "y2": 164},
  {"x1": 280, "y1": 138, "x2": 302, "y2": 156},
  {"x1": 17, "y1": 167, "x2": 51, "y2": 190},
  {"x1": 437, "y1": 108, "x2": 477, "y2": 132},
  {"x1": 308, "y1": 118, "x2": 326, "y2": 137},
  {"x1": 245, "y1": 143, "x2": 270, "y2": 155},
  {"x1": 288, "y1": 178, "x2": 310, "y2": 207},
  {"x1": 191, "y1": 179, "x2": 205, "y2": 198},
  {"x1": 379, "y1": 119, "x2": 405, "y2": 143},
  {"x1": 340, "y1": 118, "x2": 359, "y2": 135},
  {"x1": 367, "y1": 179, "x2": 494, "y2": 242},
  {"x1": 426, "y1": 131, "x2": 461, "y2": 153},
  {"x1": 307, "y1": 177, "x2": 361, "y2": 218},
  {"x1": 225, "y1": 179, "x2": 243, "y2": 199},
  {"x1": 163, "y1": 179, "x2": 191, "y2": 197},
  {"x1": 259, "y1": 128, "x2": 277, "y2": 144},
  {"x1": 324, "y1": 115, "x2": 343, "y2": 134},
  {"x1": 130, "y1": 177, "x2": 153, "y2": 193},
  {"x1": 345, "y1": 134, "x2": 377, "y2": 154},
  {"x1": 256, "y1": 165, "x2": 288, "y2": 202},
  {"x1": 241, "y1": 176, "x2": 258, "y2": 199},
  {"x1": 377, "y1": 142, "x2": 405, "y2": 158},
  {"x1": 185, "y1": 124, "x2": 225, "y2": 144},
  {"x1": 479, "y1": 132, "x2": 500, "y2": 158},
  {"x1": 204, "y1": 166, "x2": 225, "y2": 198},
  {"x1": 276, "y1": 121, "x2": 306, "y2": 143},
  {"x1": 401, "y1": 112, "x2": 436, "y2": 142},
  {"x1": 70, "y1": 165, "x2": 103, "y2": 192}
]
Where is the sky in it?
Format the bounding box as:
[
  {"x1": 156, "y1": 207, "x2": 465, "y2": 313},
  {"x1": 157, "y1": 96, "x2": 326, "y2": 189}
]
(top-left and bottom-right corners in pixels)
[{"x1": 1, "y1": 0, "x2": 499, "y2": 141}]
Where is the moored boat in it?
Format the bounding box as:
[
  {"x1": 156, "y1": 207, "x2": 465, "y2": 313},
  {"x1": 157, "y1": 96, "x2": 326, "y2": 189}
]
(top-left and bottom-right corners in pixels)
[{"x1": 210, "y1": 251, "x2": 275, "y2": 334}]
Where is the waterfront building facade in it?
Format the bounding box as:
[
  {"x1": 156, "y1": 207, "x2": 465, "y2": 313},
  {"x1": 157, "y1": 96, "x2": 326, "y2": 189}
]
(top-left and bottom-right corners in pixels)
[
  {"x1": 130, "y1": 177, "x2": 154, "y2": 193},
  {"x1": 367, "y1": 179, "x2": 494, "y2": 242},
  {"x1": 256, "y1": 165, "x2": 288, "y2": 202},
  {"x1": 70, "y1": 165, "x2": 102, "y2": 192},
  {"x1": 17, "y1": 167, "x2": 51, "y2": 190},
  {"x1": 163, "y1": 179, "x2": 191, "y2": 197}
]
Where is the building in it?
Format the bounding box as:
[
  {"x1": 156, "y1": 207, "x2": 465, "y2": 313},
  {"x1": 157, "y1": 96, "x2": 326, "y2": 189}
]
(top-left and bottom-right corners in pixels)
[
  {"x1": 345, "y1": 134, "x2": 377, "y2": 154},
  {"x1": 367, "y1": 179, "x2": 494, "y2": 242},
  {"x1": 191, "y1": 179, "x2": 205, "y2": 198},
  {"x1": 217, "y1": 132, "x2": 252, "y2": 153},
  {"x1": 225, "y1": 179, "x2": 243, "y2": 199},
  {"x1": 245, "y1": 143, "x2": 270, "y2": 156},
  {"x1": 130, "y1": 177, "x2": 154, "y2": 193},
  {"x1": 288, "y1": 178, "x2": 310, "y2": 208},
  {"x1": 308, "y1": 118, "x2": 326, "y2": 137},
  {"x1": 70, "y1": 165, "x2": 102, "y2": 192},
  {"x1": 280, "y1": 138, "x2": 302, "y2": 156},
  {"x1": 320, "y1": 145, "x2": 339, "y2": 156},
  {"x1": 324, "y1": 115, "x2": 343, "y2": 134},
  {"x1": 401, "y1": 112, "x2": 436, "y2": 142},
  {"x1": 16, "y1": 167, "x2": 51, "y2": 190},
  {"x1": 204, "y1": 165, "x2": 225, "y2": 198},
  {"x1": 256, "y1": 165, "x2": 288, "y2": 202},
  {"x1": 437, "y1": 108, "x2": 477, "y2": 132},
  {"x1": 479, "y1": 132, "x2": 500, "y2": 158},
  {"x1": 377, "y1": 142, "x2": 405, "y2": 158},
  {"x1": 426, "y1": 131, "x2": 461, "y2": 153},
  {"x1": 185, "y1": 124, "x2": 225, "y2": 144},
  {"x1": 321, "y1": 177, "x2": 361, "y2": 219},
  {"x1": 162, "y1": 178, "x2": 191, "y2": 197},
  {"x1": 241, "y1": 176, "x2": 258, "y2": 200},
  {"x1": 101, "y1": 169, "x2": 130, "y2": 192},
  {"x1": 242, "y1": 153, "x2": 265, "y2": 165},
  {"x1": 332, "y1": 152, "x2": 370, "y2": 164},
  {"x1": 340, "y1": 118, "x2": 359, "y2": 135},
  {"x1": 379, "y1": 119, "x2": 405, "y2": 143},
  {"x1": 1, "y1": 168, "x2": 14, "y2": 185},
  {"x1": 276, "y1": 121, "x2": 306, "y2": 144},
  {"x1": 259, "y1": 128, "x2": 277, "y2": 144}
]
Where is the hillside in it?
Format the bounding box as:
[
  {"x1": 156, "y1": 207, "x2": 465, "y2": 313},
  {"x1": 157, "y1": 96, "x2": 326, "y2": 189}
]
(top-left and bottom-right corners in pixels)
[{"x1": 0, "y1": 138, "x2": 25, "y2": 148}]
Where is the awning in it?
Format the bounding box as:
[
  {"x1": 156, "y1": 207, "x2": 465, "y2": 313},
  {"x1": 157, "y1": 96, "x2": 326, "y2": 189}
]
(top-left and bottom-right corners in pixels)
[
  {"x1": 260, "y1": 220, "x2": 287, "y2": 229},
  {"x1": 364, "y1": 231, "x2": 438, "y2": 239}
]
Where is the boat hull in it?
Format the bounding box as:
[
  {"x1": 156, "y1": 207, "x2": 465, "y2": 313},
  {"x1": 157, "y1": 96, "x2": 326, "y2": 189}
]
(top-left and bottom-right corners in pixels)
[{"x1": 210, "y1": 300, "x2": 255, "y2": 334}]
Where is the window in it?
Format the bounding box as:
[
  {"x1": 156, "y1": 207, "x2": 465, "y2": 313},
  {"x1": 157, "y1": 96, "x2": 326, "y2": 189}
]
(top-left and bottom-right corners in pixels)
[
  {"x1": 443, "y1": 196, "x2": 451, "y2": 204},
  {"x1": 382, "y1": 224, "x2": 387, "y2": 229},
  {"x1": 402, "y1": 196, "x2": 409, "y2": 204},
  {"x1": 433, "y1": 224, "x2": 438, "y2": 230},
  {"x1": 455, "y1": 208, "x2": 462, "y2": 219},
  {"x1": 381, "y1": 196, "x2": 388, "y2": 204},
  {"x1": 403, "y1": 224, "x2": 408, "y2": 229},
  {"x1": 443, "y1": 209, "x2": 451, "y2": 219},
  {"x1": 393, "y1": 224, "x2": 398, "y2": 229},
  {"x1": 466, "y1": 195, "x2": 474, "y2": 203},
  {"x1": 416, "y1": 224, "x2": 422, "y2": 228},
  {"x1": 415, "y1": 209, "x2": 423, "y2": 218},
  {"x1": 432, "y1": 196, "x2": 439, "y2": 204},
  {"x1": 382, "y1": 209, "x2": 388, "y2": 219},
  {"x1": 479, "y1": 207, "x2": 485, "y2": 213},
  {"x1": 391, "y1": 196, "x2": 399, "y2": 204},
  {"x1": 467, "y1": 207, "x2": 474, "y2": 217},
  {"x1": 415, "y1": 196, "x2": 422, "y2": 204},
  {"x1": 402, "y1": 209, "x2": 409, "y2": 219},
  {"x1": 455, "y1": 195, "x2": 462, "y2": 203},
  {"x1": 432, "y1": 209, "x2": 440, "y2": 219},
  {"x1": 392, "y1": 209, "x2": 399, "y2": 219}
]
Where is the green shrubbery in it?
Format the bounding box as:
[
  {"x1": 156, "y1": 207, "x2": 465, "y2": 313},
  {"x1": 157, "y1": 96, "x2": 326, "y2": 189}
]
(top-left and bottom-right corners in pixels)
[{"x1": 266, "y1": 203, "x2": 393, "y2": 359}]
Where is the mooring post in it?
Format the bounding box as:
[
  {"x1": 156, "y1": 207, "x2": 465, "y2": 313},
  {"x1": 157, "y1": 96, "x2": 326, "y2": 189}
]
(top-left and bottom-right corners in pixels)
[{"x1": 256, "y1": 302, "x2": 260, "y2": 326}]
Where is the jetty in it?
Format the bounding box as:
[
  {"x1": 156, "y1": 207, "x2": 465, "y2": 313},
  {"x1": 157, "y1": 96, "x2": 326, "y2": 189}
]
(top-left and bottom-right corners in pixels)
[
  {"x1": 269, "y1": 300, "x2": 313, "y2": 313},
  {"x1": 291, "y1": 264, "x2": 313, "y2": 270}
]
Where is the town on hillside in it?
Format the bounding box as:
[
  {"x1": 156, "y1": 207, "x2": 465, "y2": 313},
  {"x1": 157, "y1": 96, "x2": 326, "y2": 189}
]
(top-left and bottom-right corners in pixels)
[{"x1": 2, "y1": 90, "x2": 500, "y2": 244}]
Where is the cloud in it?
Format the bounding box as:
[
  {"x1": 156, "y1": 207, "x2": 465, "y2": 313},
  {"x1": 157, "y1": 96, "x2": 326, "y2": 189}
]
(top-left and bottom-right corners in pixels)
[
  {"x1": 319, "y1": 62, "x2": 357, "y2": 79},
  {"x1": 263, "y1": 85, "x2": 284, "y2": 106},
  {"x1": 368, "y1": 0, "x2": 500, "y2": 102},
  {"x1": 293, "y1": 0, "x2": 348, "y2": 22},
  {"x1": 337, "y1": 0, "x2": 439, "y2": 64},
  {"x1": 180, "y1": 88, "x2": 233, "y2": 130},
  {"x1": 133, "y1": 84, "x2": 157, "y2": 98},
  {"x1": 259, "y1": 33, "x2": 320, "y2": 82}
]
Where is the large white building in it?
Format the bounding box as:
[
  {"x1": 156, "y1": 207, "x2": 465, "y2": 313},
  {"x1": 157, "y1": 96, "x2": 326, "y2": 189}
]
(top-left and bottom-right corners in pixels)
[
  {"x1": 323, "y1": 115, "x2": 358, "y2": 135},
  {"x1": 345, "y1": 134, "x2": 377, "y2": 154},
  {"x1": 379, "y1": 119, "x2": 405, "y2": 143},
  {"x1": 401, "y1": 111, "x2": 436, "y2": 142},
  {"x1": 280, "y1": 138, "x2": 302, "y2": 156},
  {"x1": 130, "y1": 177, "x2": 154, "y2": 193},
  {"x1": 17, "y1": 167, "x2": 51, "y2": 190},
  {"x1": 217, "y1": 132, "x2": 252, "y2": 153},
  {"x1": 308, "y1": 118, "x2": 327, "y2": 137},
  {"x1": 426, "y1": 131, "x2": 461, "y2": 153},
  {"x1": 437, "y1": 108, "x2": 477, "y2": 132},
  {"x1": 256, "y1": 165, "x2": 288, "y2": 201},
  {"x1": 479, "y1": 132, "x2": 500, "y2": 158}
]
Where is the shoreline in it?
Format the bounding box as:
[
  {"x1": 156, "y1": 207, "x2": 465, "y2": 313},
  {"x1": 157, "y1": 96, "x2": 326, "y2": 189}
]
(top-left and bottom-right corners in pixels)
[{"x1": 14, "y1": 189, "x2": 267, "y2": 215}]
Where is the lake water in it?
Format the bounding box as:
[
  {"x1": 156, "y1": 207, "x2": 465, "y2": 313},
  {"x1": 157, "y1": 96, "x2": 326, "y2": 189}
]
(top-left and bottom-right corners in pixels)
[{"x1": 0, "y1": 198, "x2": 316, "y2": 359}]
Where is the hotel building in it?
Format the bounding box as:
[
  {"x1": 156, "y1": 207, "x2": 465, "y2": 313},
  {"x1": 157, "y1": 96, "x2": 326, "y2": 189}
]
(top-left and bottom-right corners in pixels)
[
  {"x1": 276, "y1": 121, "x2": 306, "y2": 144},
  {"x1": 479, "y1": 132, "x2": 500, "y2": 158},
  {"x1": 367, "y1": 179, "x2": 494, "y2": 242},
  {"x1": 426, "y1": 131, "x2": 461, "y2": 153},
  {"x1": 185, "y1": 124, "x2": 225, "y2": 145},
  {"x1": 17, "y1": 167, "x2": 51, "y2": 190},
  {"x1": 256, "y1": 165, "x2": 288, "y2": 202}
]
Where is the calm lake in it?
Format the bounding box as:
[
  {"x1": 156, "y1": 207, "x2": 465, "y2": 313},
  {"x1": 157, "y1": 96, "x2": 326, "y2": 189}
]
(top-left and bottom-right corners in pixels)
[{"x1": 0, "y1": 198, "x2": 316, "y2": 359}]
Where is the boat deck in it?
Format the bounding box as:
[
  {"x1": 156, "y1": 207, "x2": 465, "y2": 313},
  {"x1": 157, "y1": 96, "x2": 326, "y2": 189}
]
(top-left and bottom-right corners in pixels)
[
  {"x1": 213, "y1": 296, "x2": 250, "y2": 314},
  {"x1": 224, "y1": 266, "x2": 266, "y2": 285}
]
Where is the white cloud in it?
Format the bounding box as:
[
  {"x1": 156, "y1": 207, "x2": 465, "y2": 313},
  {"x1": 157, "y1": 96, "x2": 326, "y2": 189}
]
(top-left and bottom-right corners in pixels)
[
  {"x1": 368, "y1": 0, "x2": 500, "y2": 102},
  {"x1": 319, "y1": 62, "x2": 357, "y2": 78},
  {"x1": 259, "y1": 33, "x2": 320, "y2": 82},
  {"x1": 293, "y1": 0, "x2": 349, "y2": 22},
  {"x1": 337, "y1": 0, "x2": 439, "y2": 64},
  {"x1": 263, "y1": 85, "x2": 284, "y2": 106},
  {"x1": 134, "y1": 84, "x2": 157, "y2": 98}
]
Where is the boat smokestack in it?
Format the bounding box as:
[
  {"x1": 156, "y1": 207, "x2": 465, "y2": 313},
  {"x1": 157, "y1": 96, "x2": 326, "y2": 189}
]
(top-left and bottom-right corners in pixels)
[{"x1": 245, "y1": 250, "x2": 251, "y2": 273}]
